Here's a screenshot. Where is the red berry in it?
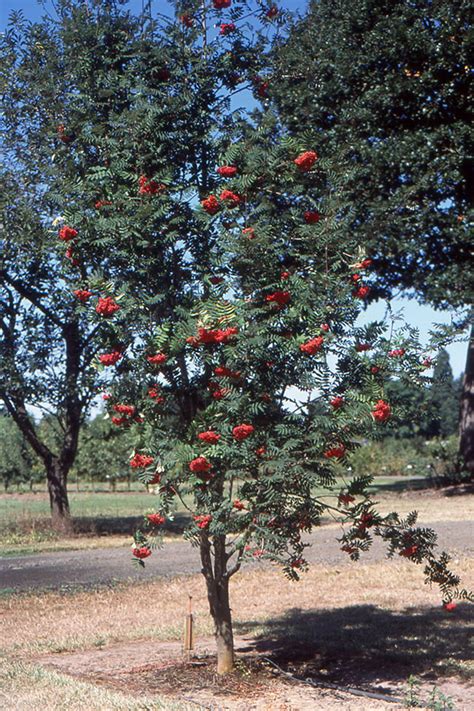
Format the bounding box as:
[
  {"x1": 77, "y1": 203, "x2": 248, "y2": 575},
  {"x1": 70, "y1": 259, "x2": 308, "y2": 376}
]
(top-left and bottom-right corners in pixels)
[
  {"x1": 198, "y1": 431, "x2": 221, "y2": 444},
  {"x1": 294, "y1": 151, "x2": 318, "y2": 171},
  {"x1": 232, "y1": 423, "x2": 255, "y2": 441},
  {"x1": 443, "y1": 601, "x2": 457, "y2": 612},
  {"x1": 132, "y1": 546, "x2": 151, "y2": 559}
]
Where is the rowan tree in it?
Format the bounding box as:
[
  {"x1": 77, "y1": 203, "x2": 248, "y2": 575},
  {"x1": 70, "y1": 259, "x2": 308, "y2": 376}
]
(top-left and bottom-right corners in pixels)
[
  {"x1": 270, "y1": 0, "x2": 473, "y2": 474},
  {"x1": 45, "y1": 0, "x2": 471, "y2": 673}
]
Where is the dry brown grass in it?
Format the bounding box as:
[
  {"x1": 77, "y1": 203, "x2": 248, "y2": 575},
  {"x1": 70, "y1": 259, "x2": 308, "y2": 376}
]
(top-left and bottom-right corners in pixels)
[
  {"x1": 1, "y1": 488, "x2": 472, "y2": 709},
  {"x1": 1, "y1": 557, "x2": 472, "y2": 709},
  {"x1": 1, "y1": 535, "x2": 131, "y2": 557},
  {"x1": 1, "y1": 534, "x2": 186, "y2": 558},
  {"x1": 2, "y1": 558, "x2": 472, "y2": 660},
  {"x1": 375, "y1": 488, "x2": 474, "y2": 522}
]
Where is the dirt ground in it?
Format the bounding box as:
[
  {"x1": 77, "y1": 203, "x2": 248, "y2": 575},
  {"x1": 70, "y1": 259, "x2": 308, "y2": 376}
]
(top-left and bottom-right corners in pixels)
[
  {"x1": 1, "y1": 487, "x2": 472, "y2": 709},
  {"x1": 33, "y1": 636, "x2": 410, "y2": 710},
  {"x1": 30, "y1": 631, "x2": 474, "y2": 710}
]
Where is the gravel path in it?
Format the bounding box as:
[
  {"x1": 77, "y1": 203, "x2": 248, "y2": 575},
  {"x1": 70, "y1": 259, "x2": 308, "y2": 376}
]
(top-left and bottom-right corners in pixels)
[{"x1": 1, "y1": 520, "x2": 472, "y2": 593}]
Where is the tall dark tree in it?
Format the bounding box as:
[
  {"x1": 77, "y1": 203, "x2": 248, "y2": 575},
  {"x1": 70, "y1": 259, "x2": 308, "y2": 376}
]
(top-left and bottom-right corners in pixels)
[
  {"x1": 459, "y1": 336, "x2": 474, "y2": 474},
  {"x1": 426, "y1": 349, "x2": 460, "y2": 438},
  {"x1": 271, "y1": 0, "x2": 473, "y2": 473},
  {"x1": 384, "y1": 378, "x2": 430, "y2": 439}
]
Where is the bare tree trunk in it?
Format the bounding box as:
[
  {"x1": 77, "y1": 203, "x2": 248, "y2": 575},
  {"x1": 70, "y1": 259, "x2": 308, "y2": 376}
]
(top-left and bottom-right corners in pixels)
[
  {"x1": 200, "y1": 532, "x2": 235, "y2": 674},
  {"x1": 209, "y1": 575, "x2": 235, "y2": 674},
  {"x1": 47, "y1": 459, "x2": 73, "y2": 534},
  {"x1": 459, "y1": 323, "x2": 474, "y2": 479}
]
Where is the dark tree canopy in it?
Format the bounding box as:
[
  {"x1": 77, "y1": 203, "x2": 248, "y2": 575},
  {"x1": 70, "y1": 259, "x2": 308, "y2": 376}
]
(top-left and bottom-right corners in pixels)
[
  {"x1": 0, "y1": 411, "x2": 36, "y2": 492},
  {"x1": 272, "y1": 0, "x2": 473, "y2": 306},
  {"x1": 384, "y1": 349, "x2": 460, "y2": 440}
]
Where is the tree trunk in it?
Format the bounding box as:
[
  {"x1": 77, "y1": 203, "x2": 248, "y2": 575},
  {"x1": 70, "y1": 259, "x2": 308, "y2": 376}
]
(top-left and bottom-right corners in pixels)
[
  {"x1": 47, "y1": 459, "x2": 73, "y2": 534},
  {"x1": 200, "y1": 532, "x2": 235, "y2": 674},
  {"x1": 459, "y1": 324, "x2": 474, "y2": 479},
  {"x1": 204, "y1": 574, "x2": 235, "y2": 674},
  {"x1": 209, "y1": 576, "x2": 235, "y2": 675}
]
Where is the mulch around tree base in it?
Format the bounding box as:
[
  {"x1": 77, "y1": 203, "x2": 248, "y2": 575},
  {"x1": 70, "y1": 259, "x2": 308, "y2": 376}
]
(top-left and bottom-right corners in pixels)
[
  {"x1": 33, "y1": 636, "x2": 473, "y2": 710},
  {"x1": 36, "y1": 637, "x2": 276, "y2": 696},
  {"x1": 93, "y1": 656, "x2": 279, "y2": 700}
]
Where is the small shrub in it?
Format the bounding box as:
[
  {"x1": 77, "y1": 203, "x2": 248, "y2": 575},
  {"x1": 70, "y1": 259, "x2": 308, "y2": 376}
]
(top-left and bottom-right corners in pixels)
[
  {"x1": 348, "y1": 438, "x2": 428, "y2": 478},
  {"x1": 424, "y1": 437, "x2": 470, "y2": 486},
  {"x1": 348, "y1": 435, "x2": 470, "y2": 487},
  {"x1": 404, "y1": 676, "x2": 456, "y2": 710}
]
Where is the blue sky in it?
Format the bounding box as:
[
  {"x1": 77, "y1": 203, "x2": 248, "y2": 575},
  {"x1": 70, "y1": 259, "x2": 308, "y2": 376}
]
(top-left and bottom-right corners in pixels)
[
  {"x1": 0, "y1": 0, "x2": 309, "y2": 25},
  {"x1": 1, "y1": 0, "x2": 469, "y2": 376}
]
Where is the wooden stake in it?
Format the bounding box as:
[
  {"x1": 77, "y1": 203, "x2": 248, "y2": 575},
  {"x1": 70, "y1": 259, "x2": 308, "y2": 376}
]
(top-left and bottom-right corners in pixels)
[{"x1": 183, "y1": 594, "x2": 194, "y2": 655}]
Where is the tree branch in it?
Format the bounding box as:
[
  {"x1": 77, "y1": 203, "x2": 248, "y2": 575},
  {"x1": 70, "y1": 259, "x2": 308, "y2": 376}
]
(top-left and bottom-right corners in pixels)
[
  {"x1": 0, "y1": 269, "x2": 64, "y2": 329},
  {"x1": 0, "y1": 390, "x2": 54, "y2": 464}
]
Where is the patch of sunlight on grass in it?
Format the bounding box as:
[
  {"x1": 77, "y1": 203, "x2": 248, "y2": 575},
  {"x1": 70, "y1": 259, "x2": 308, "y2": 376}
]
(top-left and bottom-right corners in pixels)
[{"x1": 0, "y1": 661, "x2": 192, "y2": 710}]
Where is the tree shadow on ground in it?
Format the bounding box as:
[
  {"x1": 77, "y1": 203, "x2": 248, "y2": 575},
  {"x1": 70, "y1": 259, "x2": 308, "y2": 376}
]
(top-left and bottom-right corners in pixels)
[
  {"x1": 368, "y1": 477, "x2": 428, "y2": 494},
  {"x1": 236, "y1": 604, "x2": 472, "y2": 688},
  {"x1": 441, "y1": 482, "x2": 474, "y2": 497},
  {"x1": 72, "y1": 512, "x2": 191, "y2": 536},
  {"x1": 371, "y1": 478, "x2": 474, "y2": 497}
]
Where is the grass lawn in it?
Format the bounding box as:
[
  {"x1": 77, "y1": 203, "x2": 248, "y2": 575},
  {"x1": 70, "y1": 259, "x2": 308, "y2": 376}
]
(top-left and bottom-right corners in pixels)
[
  {"x1": 1, "y1": 489, "x2": 157, "y2": 521},
  {"x1": 0, "y1": 490, "x2": 160, "y2": 555},
  {"x1": 0, "y1": 476, "x2": 470, "y2": 556}
]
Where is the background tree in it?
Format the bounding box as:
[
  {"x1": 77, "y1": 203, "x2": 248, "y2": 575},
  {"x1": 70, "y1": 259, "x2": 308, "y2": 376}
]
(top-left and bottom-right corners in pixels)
[
  {"x1": 382, "y1": 349, "x2": 460, "y2": 440},
  {"x1": 384, "y1": 378, "x2": 430, "y2": 440},
  {"x1": 0, "y1": 3, "x2": 148, "y2": 529},
  {"x1": 74, "y1": 414, "x2": 134, "y2": 489},
  {"x1": 0, "y1": 411, "x2": 36, "y2": 492},
  {"x1": 426, "y1": 348, "x2": 460, "y2": 438},
  {"x1": 271, "y1": 0, "x2": 473, "y2": 473},
  {"x1": 0, "y1": 174, "x2": 93, "y2": 530}
]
